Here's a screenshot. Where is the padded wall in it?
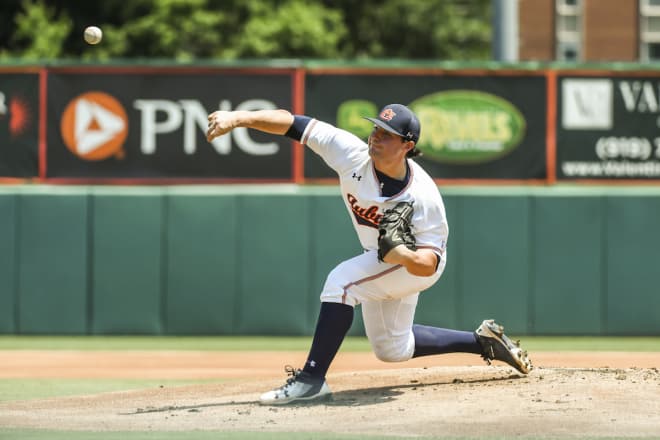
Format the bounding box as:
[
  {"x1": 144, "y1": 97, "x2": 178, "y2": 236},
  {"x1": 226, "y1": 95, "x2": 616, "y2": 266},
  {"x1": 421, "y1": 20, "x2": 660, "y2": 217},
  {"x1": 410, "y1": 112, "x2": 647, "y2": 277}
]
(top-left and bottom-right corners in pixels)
[
  {"x1": 18, "y1": 193, "x2": 88, "y2": 334},
  {"x1": 1, "y1": 186, "x2": 658, "y2": 335},
  {"x1": 0, "y1": 194, "x2": 16, "y2": 332}
]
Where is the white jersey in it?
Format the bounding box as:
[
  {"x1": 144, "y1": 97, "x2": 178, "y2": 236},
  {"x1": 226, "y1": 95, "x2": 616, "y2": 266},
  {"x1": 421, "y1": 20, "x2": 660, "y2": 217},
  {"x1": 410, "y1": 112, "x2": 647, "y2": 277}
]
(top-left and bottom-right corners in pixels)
[{"x1": 302, "y1": 119, "x2": 448, "y2": 260}]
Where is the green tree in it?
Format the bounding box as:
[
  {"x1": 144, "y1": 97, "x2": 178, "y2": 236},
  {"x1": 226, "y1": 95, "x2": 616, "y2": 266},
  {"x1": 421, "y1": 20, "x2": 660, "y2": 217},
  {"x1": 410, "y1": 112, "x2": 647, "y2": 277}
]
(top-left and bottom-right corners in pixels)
[
  {"x1": 338, "y1": 0, "x2": 491, "y2": 60},
  {"x1": 82, "y1": 0, "x2": 226, "y2": 61},
  {"x1": 0, "y1": 0, "x2": 72, "y2": 60},
  {"x1": 0, "y1": 0, "x2": 492, "y2": 61},
  {"x1": 227, "y1": 0, "x2": 347, "y2": 58}
]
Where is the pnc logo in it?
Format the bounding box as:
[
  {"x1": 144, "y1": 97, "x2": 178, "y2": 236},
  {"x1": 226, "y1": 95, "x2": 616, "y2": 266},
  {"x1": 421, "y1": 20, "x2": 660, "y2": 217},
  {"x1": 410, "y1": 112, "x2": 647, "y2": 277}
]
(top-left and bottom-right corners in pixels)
[{"x1": 60, "y1": 92, "x2": 128, "y2": 161}]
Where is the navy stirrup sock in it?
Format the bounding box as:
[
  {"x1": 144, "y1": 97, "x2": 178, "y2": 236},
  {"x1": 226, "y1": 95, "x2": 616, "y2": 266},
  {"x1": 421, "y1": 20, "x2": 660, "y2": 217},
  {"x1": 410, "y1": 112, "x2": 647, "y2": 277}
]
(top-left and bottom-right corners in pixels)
[
  {"x1": 303, "y1": 302, "x2": 354, "y2": 379},
  {"x1": 412, "y1": 324, "x2": 482, "y2": 358}
]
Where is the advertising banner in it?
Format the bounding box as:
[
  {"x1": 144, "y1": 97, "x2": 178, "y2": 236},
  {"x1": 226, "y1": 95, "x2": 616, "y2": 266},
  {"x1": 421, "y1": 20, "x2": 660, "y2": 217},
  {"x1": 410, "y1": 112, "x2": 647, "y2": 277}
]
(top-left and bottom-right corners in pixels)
[
  {"x1": 46, "y1": 70, "x2": 293, "y2": 180},
  {"x1": 0, "y1": 73, "x2": 39, "y2": 177},
  {"x1": 304, "y1": 73, "x2": 547, "y2": 180},
  {"x1": 557, "y1": 74, "x2": 660, "y2": 180}
]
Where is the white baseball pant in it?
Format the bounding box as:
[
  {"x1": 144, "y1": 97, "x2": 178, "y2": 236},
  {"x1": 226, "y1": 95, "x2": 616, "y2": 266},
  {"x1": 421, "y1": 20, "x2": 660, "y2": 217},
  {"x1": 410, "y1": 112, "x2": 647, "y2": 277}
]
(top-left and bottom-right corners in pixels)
[{"x1": 320, "y1": 250, "x2": 446, "y2": 362}]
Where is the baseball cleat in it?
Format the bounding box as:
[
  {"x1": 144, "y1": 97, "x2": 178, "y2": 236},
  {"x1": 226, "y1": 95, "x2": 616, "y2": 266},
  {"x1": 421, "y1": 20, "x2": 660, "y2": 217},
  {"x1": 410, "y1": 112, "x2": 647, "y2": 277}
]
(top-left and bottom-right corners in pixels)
[
  {"x1": 259, "y1": 365, "x2": 331, "y2": 405},
  {"x1": 475, "y1": 319, "x2": 533, "y2": 374}
]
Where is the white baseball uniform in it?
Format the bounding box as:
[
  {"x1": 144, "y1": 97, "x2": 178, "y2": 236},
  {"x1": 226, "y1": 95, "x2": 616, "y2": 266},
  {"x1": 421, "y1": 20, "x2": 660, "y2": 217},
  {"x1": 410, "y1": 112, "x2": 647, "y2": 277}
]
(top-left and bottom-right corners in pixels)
[{"x1": 302, "y1": 119, "x2": 449, "y2": 362}]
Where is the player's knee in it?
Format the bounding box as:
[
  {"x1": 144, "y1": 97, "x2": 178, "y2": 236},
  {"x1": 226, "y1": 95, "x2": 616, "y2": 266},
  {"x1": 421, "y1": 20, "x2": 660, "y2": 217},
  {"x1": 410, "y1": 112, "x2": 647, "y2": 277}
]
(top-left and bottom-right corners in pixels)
[{"x1": 371, "y1": 342, "x2": 412, "y2": 363}]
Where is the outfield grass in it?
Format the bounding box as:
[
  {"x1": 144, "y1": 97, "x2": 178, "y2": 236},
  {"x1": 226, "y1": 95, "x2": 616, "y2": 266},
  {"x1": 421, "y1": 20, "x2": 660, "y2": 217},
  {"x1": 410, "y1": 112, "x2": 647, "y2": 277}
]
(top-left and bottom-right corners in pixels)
[
  {"x1": 0, "y1": 335, "x2": 658, "y2": 351},
  {"x1": 0, "y1": 378, "x2": 223, "y2": 402},
  {"x1": 0, "y1": 336, "x2": 658, "y2": 440},
  {"x1": 1, "y1": 335, "x2": 657, "y2": 403},
  {"x1": 0, "y1": 335, "x2": 656, "y2": 404}
]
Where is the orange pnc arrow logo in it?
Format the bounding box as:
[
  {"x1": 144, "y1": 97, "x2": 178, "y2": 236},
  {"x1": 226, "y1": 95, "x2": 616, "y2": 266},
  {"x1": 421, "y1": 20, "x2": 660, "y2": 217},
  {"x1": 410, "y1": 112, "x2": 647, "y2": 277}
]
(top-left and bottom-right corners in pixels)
[{"x1": 60, "y1": 92, "x2": 128, "y2": 161}]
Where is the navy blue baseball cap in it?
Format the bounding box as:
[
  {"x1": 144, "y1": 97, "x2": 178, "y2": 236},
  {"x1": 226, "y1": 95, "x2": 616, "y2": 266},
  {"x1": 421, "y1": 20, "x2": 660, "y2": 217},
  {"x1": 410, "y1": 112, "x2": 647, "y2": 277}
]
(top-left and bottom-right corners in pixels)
[{"x1": 364, "y1": 104, "x2": 421, "y2": 144}]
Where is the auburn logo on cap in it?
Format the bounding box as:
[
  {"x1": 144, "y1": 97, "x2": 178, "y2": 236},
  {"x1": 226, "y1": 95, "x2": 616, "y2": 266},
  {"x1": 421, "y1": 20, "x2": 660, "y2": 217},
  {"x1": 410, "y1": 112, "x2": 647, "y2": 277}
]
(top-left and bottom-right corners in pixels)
[
  {"x1": 60, "y1": 92, "x2": 128, "y2": 161},
  {"x1": 380, "y1": 108, "x2": 396, "y2": 121}
]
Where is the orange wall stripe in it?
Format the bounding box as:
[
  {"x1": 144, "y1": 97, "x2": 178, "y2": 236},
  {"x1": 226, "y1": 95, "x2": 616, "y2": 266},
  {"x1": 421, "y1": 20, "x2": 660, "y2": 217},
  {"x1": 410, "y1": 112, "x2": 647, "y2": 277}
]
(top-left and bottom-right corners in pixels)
[
  {"x1": 292, "y1": 67, "x2": 306, "y2": 184},
  {"x1": 546, "y1": 69, "x2": 557, "y2": 185}
]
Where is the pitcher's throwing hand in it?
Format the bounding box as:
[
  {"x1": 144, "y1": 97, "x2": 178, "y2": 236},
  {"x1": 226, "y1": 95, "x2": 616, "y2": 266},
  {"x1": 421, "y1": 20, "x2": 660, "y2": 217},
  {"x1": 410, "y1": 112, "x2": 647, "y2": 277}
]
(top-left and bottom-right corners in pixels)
[{"x1": 206, "y1": 111, "x2": 235, "y2": 142}]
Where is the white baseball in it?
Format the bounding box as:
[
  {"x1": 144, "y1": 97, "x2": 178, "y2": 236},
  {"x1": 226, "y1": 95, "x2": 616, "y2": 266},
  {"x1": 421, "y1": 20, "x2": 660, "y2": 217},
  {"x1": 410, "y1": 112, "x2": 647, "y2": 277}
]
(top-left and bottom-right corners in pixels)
[{"x1": 84, "y1": 26, "x2": 103, "y2": 45}]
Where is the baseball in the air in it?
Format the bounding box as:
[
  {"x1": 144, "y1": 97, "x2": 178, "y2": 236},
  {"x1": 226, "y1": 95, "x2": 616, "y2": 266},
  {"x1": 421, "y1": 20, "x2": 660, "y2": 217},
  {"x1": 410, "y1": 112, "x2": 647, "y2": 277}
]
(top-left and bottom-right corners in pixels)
[{"x1": 84, "y1": 26, "x2": 103, "y2": 45}]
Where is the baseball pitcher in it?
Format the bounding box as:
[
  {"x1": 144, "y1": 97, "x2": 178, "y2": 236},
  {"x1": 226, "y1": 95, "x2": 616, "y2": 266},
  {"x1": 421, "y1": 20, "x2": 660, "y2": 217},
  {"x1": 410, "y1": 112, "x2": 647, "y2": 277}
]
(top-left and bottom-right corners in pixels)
[{"x1": 206, "y1": 104, "x2": 532, "y2": 405}]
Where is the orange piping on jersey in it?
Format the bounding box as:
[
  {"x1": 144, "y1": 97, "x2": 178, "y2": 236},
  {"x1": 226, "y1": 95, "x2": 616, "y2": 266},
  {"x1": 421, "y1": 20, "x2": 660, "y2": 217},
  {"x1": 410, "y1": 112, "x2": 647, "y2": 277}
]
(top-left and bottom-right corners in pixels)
[
  {"x1": 341, "y1": 264, "x2": 403, "y2": 304},
  {"x1": 370, "y1": 164, "x2": 380, "y2": 196},
  {"x1": 301, "y1": 119, "x2": 318, "y2": 146}
]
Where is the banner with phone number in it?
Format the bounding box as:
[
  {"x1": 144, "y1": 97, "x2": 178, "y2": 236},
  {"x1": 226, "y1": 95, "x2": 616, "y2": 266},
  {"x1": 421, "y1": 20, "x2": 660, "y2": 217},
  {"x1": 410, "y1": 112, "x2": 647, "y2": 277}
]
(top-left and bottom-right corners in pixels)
[{"x1": 557, "y1": 74, "x2": 660, "y2": 180}]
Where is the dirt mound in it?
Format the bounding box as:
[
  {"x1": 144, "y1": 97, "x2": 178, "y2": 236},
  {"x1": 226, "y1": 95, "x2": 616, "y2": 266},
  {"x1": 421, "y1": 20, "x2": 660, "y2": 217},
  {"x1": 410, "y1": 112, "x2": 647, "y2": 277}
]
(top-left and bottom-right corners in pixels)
[{"x1": 2, "y1": 366, "x2": 659, "y2": 438}]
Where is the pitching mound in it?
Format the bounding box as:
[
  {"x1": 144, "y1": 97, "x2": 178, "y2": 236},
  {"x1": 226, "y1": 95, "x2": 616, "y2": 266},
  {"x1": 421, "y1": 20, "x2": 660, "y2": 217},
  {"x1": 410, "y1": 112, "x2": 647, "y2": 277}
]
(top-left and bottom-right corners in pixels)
[{"x1": 1, "y1": 365, "x2": 659, "y2": 438}]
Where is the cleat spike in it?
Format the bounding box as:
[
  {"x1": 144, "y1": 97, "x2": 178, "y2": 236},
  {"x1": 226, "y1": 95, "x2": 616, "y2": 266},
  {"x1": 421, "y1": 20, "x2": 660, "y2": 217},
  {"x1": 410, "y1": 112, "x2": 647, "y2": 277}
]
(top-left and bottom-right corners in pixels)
[{"x1": 475, "y1": 319, "x2": 533, "y2": 374}]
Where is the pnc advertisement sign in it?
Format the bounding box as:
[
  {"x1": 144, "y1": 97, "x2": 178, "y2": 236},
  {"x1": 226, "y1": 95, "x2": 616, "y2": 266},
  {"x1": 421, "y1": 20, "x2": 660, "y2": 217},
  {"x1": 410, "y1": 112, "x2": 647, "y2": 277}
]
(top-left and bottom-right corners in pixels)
[
  {"x1": 47, "y1": 71, "x2": 293, "y2": 179},
  {"x1": 305, "y1": 73, "x2": 546, "y2": 180}
]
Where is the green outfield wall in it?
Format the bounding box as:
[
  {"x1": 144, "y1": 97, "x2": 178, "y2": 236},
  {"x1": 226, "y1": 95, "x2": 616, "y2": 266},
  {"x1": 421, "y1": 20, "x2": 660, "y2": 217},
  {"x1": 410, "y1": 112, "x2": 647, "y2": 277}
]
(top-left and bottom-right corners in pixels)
[{"x1": 0, "y1": 185, "x2": 659, "y2": 336}]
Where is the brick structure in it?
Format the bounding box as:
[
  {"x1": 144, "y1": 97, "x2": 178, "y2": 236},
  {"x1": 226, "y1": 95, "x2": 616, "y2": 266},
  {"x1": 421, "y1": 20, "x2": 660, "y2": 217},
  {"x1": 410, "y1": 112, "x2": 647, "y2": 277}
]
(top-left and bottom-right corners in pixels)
[{"x1": 518, "y1": 0, "x2": 640, "y2": 61}]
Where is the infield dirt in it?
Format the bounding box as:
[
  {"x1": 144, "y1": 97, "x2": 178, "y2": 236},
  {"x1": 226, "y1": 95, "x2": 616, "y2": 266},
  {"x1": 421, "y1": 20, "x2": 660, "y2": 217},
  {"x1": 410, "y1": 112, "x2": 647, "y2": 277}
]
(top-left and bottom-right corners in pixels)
[{"x1": 0, "y1": 351, "x2": 659, "y2": 438}]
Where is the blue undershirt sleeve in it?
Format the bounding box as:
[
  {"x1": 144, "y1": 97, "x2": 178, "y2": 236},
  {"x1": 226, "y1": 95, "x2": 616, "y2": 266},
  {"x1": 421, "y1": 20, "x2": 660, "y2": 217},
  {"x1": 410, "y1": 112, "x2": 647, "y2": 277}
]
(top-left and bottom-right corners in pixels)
[{"x1": 285, "y1": 115, "x2": 312, "y2": 141}]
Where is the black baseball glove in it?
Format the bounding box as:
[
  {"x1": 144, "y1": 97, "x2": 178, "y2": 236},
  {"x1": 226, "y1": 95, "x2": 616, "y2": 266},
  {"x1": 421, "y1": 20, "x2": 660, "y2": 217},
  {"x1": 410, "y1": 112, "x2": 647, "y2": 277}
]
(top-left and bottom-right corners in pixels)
[{"x1": 377, "y1": 201, "x2": 416, "y2": 262}]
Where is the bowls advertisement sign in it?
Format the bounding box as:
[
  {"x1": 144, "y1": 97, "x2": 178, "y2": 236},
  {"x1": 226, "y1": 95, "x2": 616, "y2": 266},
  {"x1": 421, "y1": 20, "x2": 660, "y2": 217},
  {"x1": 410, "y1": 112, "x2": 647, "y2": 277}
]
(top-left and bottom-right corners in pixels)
[
  {"x1": 410, "y1": 90, "x2": 526, "y2": 164},
  {"x1": 305, "y1": 73, "x2": 546, "y2": 180}
]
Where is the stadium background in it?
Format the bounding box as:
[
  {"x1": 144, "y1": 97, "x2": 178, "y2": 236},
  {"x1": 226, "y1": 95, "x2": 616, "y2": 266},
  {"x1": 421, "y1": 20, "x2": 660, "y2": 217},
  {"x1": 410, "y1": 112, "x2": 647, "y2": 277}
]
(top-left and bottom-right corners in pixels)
[
  {"x1": 1, "y1": 1, "x2": 659, "y2": 439},
  {"x1": 1, "y1": 63, "x2": 659, "y2": 336}
]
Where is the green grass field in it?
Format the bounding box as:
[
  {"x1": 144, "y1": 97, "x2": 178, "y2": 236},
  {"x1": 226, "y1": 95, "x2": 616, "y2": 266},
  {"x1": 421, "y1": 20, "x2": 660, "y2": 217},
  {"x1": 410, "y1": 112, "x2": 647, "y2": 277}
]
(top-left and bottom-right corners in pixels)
[
  {"x1": 0, "y1": 335, "x2": 657, "y2": 404},
  {"x1": 1, "y1": 335, "x2": 659, "y2": 351},
  {"x1": 1, "y1": 336, "x2": 658, "y2": 440}
]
